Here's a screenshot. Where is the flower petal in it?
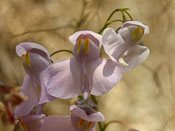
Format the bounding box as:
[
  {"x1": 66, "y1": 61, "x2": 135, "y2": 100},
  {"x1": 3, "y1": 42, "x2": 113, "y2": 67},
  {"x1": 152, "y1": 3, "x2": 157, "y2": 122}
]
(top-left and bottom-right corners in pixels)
[
  {"x1": 88, "y1": 58, "x2": 123, "y2": 96},
  {"x1": 73, "y1": 36, "x2": 100, "y2": 61},
  {"x1": 21, "y1": 114, "x2": 45, "y2": 131},
  {"x1": 15, "y1": 76, "x2": 39, "y2": 116},
  {"x1": 102, "y1": 28, "x2": 127, "y2": 61},
  {"x1": 70, "y1": 105, "x2": 104, "y2": 122},
  {"x1": 39, "y1": 82, "x2": 57, "y2": 104},
  {"x1": 41, "y1": 115, "x2": 76, "y2": 131},
  {"x1": 69, "y1": 30, "x2": 103, "y2": 48},
  {"x1": 23, "y1": 53, "x2": 51, "y2": 77},
  {"x1": 121, "y1": 21, "x2": 149, "y2": 34},
  {"x1": 122, "y1": 45, "x2": 150, "y2": 72},
  {"x1": 16, "y1": 42, "x2": 50, "y2": 59},
  {"x1": 40, "y1": 58, "x2": 82, "y2": 99}
]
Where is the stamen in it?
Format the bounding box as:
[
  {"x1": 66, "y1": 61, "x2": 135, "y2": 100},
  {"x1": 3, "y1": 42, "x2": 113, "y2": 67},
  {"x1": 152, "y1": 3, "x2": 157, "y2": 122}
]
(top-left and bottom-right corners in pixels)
[
  {"x1": 86, "y1": 122, "x2": 93, "y2": 130},
  {"x1": 84, "y1": 38, "x2": 89, "y2": 54},
  {"x1": 78, "y1": 119, "x2": 85, "y2": 129},
  {"x1": 77, "y1": 38, "x2": 82, "y2": 54},
  {"x1": 24, "y1": 52, "x2": 31, "y2": 66},
  {"x1": 21, "y1": 55, "x2": 24, "y2": 65},
  {"x1": 132, "y1": 26, "x2": 140, "y2": 39},
  {"x1": 138, "y1": 28, "x2": 144, "y2": 41}
]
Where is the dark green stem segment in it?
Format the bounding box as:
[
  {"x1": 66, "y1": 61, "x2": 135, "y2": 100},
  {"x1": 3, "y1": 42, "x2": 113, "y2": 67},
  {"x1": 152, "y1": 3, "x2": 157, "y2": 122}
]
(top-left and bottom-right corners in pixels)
[
  {"x1": 98, "y1": 122, "x2": 105, "y2": 131},
  {"x1": 50, "y1": 49, "x2": 73, "y2": 57}
]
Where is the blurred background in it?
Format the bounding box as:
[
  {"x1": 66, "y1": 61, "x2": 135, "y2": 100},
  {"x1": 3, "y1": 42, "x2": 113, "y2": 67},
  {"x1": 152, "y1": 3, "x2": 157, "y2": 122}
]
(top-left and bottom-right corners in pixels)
[{"x1": 0, "y1": 0, "x2": 175, "y2": 130}]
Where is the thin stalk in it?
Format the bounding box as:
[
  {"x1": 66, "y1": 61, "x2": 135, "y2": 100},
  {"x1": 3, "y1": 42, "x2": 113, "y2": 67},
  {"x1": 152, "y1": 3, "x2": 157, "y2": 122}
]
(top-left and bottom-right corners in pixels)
[
  {"x1": 98, "y1": 122, "x2": 105, "y2": 131},
  {"x1": 104, "y1": 120, "x2": 136, "y2": 130},
  {"x1": 120, "y1": 10, "x2": 127, "y2": 22},
  {"x1": 50, "y1": 49, "x2": 73, "y2": 57},
  {"x1": 123, "y1": 10, "x2": 133, "y2": 20},
  {"x1": 98, "y1": 8, "x2": 130, "y2": 34},
  {"x1": 98, "y1": 19, "x2": 123, "y2": 34},
  {"x1": 106, "y1": 8, "x2": 130, "y2": 22}
]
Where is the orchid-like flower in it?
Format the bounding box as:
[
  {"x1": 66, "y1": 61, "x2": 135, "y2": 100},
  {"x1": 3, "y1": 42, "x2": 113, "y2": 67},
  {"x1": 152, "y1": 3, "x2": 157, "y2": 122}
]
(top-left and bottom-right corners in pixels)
[
  {"x1": 102, "y1": 21, "x2": 150, "y2": 72},
  {"x1": 15, "y1": 42, "x2": 56, "y2": 116},
  {"x1": 40, "y1": 31, "x2": 123, "y2": 100},
  {"x1": 40, "y1": 104, "x2": 104, "y2": 131}
]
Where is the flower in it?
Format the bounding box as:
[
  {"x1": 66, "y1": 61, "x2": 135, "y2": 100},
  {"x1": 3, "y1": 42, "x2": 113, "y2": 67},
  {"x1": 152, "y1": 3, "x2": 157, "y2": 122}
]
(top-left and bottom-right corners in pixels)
[
  {"x1": 15, "y1": 42, "x2": 56, "y2": 116},
  {"x1": 102, "y1": 21, "x2": 150, "y2": 72},
  {"x1": 40, "y1": 104, "x2": 104, "y2": 131},
  {"x1": 40, "y1": 31, "x2": 123, "y2": 100}
]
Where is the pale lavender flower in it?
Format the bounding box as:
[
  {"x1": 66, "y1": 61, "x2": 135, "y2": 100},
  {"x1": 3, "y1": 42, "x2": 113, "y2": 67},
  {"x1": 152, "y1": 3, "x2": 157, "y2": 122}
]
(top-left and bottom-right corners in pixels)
[
  {"x1": 40, "y1": 104, "x2": 104, "y2": 131},
  {"x1": 40, "y1": 31, "x2": 123, "y2": 101},
  {"x1": 102, "y1": 21, "x2": 150, "y2": 72},
  {"x1": 15, "y1": 42, "x2": 56, "y2": 116}
]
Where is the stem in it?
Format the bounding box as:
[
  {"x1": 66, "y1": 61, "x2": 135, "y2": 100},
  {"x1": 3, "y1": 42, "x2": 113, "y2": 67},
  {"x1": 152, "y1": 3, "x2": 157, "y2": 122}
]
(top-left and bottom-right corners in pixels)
[
  {"x1": 123, "y1": 10, "x2": 133, "y2": 20},
  {"x1": 50, "y1": 49, "x2": 73, "y2": 57},
  {"x1": 98, "y1": 8, "x2": 131, "y2": 34},
  {"x1": 120, "y1": 10, "x2": 127, "y2": 22},
  {"x1": 90, "y1": 95, "x2": 98, "y2": 105},
  {"x1": 106, "y1": 8, "x2": 130, "y2": 22},
  {"x1": 98, "y1": 122, "x2": 104, "y2": 131},
  {"x1": 104, "y1": 120, "x2": 133, "y2": 130},
  {"x1": 98, "y1": 20, "x2": 123, "y2": 34}
]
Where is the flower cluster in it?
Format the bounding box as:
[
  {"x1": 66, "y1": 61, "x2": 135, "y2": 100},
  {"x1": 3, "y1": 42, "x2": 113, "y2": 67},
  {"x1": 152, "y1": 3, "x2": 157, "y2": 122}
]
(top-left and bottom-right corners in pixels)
[{"x1": 14, "y1": 21, "x2": 149, "y2": 131}]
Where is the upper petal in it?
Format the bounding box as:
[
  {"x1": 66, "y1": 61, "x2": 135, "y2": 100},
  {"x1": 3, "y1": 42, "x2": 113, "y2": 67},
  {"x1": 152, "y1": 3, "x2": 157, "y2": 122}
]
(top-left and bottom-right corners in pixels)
[
  {"x1": 122, "y1": 45, "x2": 150, "y2": 72},
  {"x1": 118, "y1": 21, "x2": 149, "y2": 45},
  {"x1": 40, "y1": 58, "x2": 82, "y2": 99},
  {"x1": 15, "y1": 76, "x2": 39, "y2": 116},
  {"x1": 88, "y1": 58, "x2": 123, "y2": 96},
  {"x1": 41, "y1": 115, "x2": 76, "y2": 131},
  {"x1": 23, "y1": 53, "x2": 51, "y2": 77},
  {"x1": 102, "y1": 28, "x2": 127, "y2": 61},
  {"x1": 70, "y1": 105, "x2": 104, "y2": 122},
  {"x1": 16, "y1": 42, "x2": 50, "y2": 59},
  {"x1": 69, "y1": 30, "x2": 103, "y2": 48},
  {"x1": 121, "y1": 21, "x2": 149, "y2": 34},
  {"x1": 73, "y1": 36, "x2": 100, "y2": 62}
]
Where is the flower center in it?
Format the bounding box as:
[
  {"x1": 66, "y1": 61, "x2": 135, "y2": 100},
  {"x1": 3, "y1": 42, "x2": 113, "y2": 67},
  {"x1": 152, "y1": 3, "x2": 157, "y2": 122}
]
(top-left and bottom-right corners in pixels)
[
  {"x1": 77, "y1": 38, "x2": 90, "y2": 55},
  {"x1": 21, "y1": 52, "x2": 31, "y2": 66},
  {"x1": 131, "y1": 26, "x2": 144, "y2": 41},
  {"x1": 77, "y1": 118, "x2": 93, "y2": 130}
]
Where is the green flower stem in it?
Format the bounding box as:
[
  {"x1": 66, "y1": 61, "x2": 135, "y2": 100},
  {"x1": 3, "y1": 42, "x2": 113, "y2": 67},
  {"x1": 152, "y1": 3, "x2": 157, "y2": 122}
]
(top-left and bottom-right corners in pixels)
[
  {"x1": 98, "y1": 8, "x2": 132, "y2": 34},
  {"x1": 90, "y1": 95, "x2": 98, "y2": 105},
  {"x1": 98, "y1": 122, "x2": 105, "y2": 131},
  {"x1": 120, "y1": 10, "x2": 127, "y2": 22},
  {"x1": 98, "y1": 19, "x2": 123, "y2": 34},
  {"x1": 106, "y1": 8, "x2": 129, "y2": 22},
  {"x1": 50, "y1": 49, "x2": 73, "y2": 57},
  {"x1": 123, "y1": 10, "x2": 133, "y2": 21}
]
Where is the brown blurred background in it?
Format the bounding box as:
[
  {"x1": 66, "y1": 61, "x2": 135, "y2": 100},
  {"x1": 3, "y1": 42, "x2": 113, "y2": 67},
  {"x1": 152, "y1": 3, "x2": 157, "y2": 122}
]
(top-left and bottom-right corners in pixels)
[{"x1": 0, "y1": 0, "x2": 175, "y2": 131}]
